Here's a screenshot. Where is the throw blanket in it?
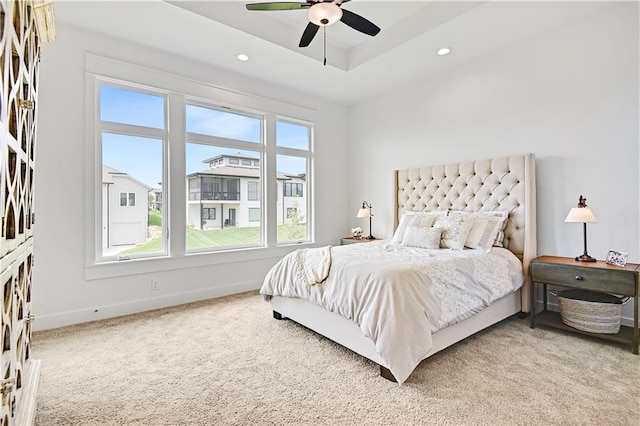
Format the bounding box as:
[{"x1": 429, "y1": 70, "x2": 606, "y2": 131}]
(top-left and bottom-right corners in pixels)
[
  {"x1": 261, "y1": 241, "x2": 523, "y2": 384},
  {"x1": 294, "y1": 246, "x2": 332, "y2": 287}
]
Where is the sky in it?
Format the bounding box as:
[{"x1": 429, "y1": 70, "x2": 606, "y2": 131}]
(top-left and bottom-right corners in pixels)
[{"x1": 100, "y1": 85, "x2": 309, "y2": 188}]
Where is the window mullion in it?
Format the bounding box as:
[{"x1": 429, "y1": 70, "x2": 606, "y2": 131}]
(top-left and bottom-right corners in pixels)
[
  {"x1": 265, "y1": 115, "x2": 277, "y2": 247},
  {"x1": 168, "y1": 93, "x2": 186, "y2": 257}
]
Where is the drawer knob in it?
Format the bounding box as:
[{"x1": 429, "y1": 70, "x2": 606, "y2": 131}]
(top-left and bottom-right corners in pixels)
[{"x1": 575, "y1": 275, "x2": 583, "y2": 281}]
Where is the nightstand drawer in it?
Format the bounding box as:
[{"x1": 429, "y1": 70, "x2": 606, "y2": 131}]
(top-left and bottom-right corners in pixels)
[{"x1": 532, "y1": 262, "x2": 636, "y2": 296}]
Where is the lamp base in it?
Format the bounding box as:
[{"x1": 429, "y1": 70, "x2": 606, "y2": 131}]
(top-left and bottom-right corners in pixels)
[
  {"x1": 575, "y1": 254, "x2": 597, "y2": 262},
  {"x1": 366, "y1": 235, "x2": 376, "y2": 240}
]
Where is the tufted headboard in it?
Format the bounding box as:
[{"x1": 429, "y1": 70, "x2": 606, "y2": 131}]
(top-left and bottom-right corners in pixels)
[{"x1": 394, "y1": 153, "x2": 536, "y2": 312}]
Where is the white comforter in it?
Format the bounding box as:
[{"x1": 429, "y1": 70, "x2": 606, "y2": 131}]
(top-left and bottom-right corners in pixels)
[{"x1": 260, "y1": 241, "x2": 523, "y2": 384}]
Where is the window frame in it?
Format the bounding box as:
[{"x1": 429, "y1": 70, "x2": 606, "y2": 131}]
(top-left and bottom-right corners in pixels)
[
  {"x1": 85, "y1": 56, "x2": 316, "y2": 280},
  {"x1": 95, "y1": 79, "x2": 169, "y2": 262}
]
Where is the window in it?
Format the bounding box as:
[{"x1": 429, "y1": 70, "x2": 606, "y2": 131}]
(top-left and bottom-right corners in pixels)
[
  {"x1": 249, "y1": 208, "x2": 260, "y2": 222},
  {"x1": 92, "y1": 71, "x2": 313, "y2": 267},
  {"x1": 185, "y1": 104, "x2": 261, "y2": 142},
  {"x1": 276, "y1": 120, "x2": 311, "y2": 243},
  {"x1": 277, "y1": 120, "x2": 309, "y2": 150},
  {"x1": 203, "y1": 208, "x2": 216, "y2": 220},
  {"x1": 284, "y1": 182, "x2": 303, "y2": 197},
  {"x1": 248, "y1": 181, "x2": 260, "y2": 201},
  {"x1": 98, "y1": 84, "x2": 166, "y2": 260},
  {"x1": 119, "y1": 192, "x2": 136, "y2": 207},
  {"x1": 186, "y1": 106, "x2": 263, "y2": 250}
]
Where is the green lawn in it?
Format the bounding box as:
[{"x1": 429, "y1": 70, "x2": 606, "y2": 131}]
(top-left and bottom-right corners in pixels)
[
  {"x1": 122, "y1": 224, "x2": 306, "y2": 254},
  {"x1": 149, "y1": 211, "x2": 162, "y2": 227}
]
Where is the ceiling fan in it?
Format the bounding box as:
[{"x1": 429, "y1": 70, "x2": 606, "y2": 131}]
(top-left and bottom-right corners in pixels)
[{"x1": 246, "y1": 0, "x2": 381, "y2": 48}]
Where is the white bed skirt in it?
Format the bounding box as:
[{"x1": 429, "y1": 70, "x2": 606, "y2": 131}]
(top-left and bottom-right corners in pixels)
[{"x1": 270, "y1": 290, "x2": 521, "y2": 373}]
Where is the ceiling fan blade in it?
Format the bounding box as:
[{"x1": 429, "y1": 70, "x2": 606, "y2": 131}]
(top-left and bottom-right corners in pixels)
[
  {"x1": 340, "y1": 8, "x2": 380, "y2": 37},
  {"x1": 246, "y1": 2, "x2": 309, "y2": 11},
  {"x1": 299, "y1": 22, "x2": 320, "y2": 47}
]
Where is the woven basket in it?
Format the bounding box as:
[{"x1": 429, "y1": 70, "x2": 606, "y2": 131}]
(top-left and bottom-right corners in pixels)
[{"x1": 554, "y1": 289, "x2": 627, "y2": 334}]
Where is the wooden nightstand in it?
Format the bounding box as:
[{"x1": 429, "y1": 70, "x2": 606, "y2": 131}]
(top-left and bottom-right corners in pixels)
[
  {"x1": 530, "y1": 255, "x2": 639, "y2": 354},
  {"x1": 340, "y1": 237, "x2": 377, "y2": 245}
]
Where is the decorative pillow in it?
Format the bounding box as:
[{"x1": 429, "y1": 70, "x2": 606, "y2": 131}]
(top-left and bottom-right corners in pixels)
[
  {"x1": 392, "y1": 211, "x2": 447, "y2": 243},
  {"x1": 477, "y1": 211, "x2": 509, "y2": 247},
  {"x1": 449, "y1": 210, "x2": 509, "y2": 247},
  {"x1": 434, "y1": 213, "x2": 477, "y2": 250},
  {"x1": 465, "y1": 216, "x2": 507, "y2": 252},
  {"x1": 401, "y1": 225, "x2": 442, "y2": 249}
]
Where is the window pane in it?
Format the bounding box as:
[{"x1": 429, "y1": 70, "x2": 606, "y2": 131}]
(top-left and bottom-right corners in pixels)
[
  {"x1": 102, "y1": 133, "x2": 164, "y2": 258},
  {"x1": 276, "y1": 121, "x2": 309, "y2": 150},
  {"x1": 99, "y1": 85, "x2": 165, "y2": 129},
  {"x1": 277, "y1": 155, "x2": 308, "y2": 243},
  {"x1": 186, "y1": 143, "x2": 262, "y2": 250},
  {"x1": 186, "y1": 105, "x2": 260, "y2": 143}
]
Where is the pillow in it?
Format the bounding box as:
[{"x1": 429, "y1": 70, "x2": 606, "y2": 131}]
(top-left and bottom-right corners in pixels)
[
  {"x1": 465, "y1": 216, "x2": 507, "y2": 252},
  {"x1": 433, "y1": 212, "x2": 477, "y2": 250},
  {"x1": 401, "y1": 225, "x2": 442, "y2": 249},
  {"x1": 392, "y1": 211, "x2": 447, "y2": 243},
  {"x1": 449, "y1": 210, "x2": 509, "y2": 247},
  {"x1": 477, "y1": 211, "x2": 509, "y2": 247}
]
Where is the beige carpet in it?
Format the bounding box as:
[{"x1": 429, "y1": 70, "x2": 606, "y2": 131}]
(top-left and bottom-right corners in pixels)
[{"x1": 33, "y1": 291, "x2": 639, "y2": 425}]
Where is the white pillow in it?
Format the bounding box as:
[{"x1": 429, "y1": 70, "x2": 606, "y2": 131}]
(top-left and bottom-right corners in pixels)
[
  {"x1": 477, "y1": 211, "x2": 509, "y2": 247},
  {"x1": 434, "y1": 212, "x2": 477, "y2": 250},
  {"x1": 401, "y1": 225, "x2": 442, "y2": 249},
  {"x1": 392, "y1": 211, "x2": 447, "y2": 243},
  {"x1": 449, "y1": 210, "x2": 509, "y2": 247},
  {"x1": 465, "y1": 216, "x2": 506, "y2": 252}
]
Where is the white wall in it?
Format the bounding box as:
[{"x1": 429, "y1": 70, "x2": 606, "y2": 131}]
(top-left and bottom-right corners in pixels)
[
  {"x1": 348, "y1": 5, "x2": 639, "y2": 320},
  {"x1": 33, "y1": 23, "x2": 349, "y2": 330}
]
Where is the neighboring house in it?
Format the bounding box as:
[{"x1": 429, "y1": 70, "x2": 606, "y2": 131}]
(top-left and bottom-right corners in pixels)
[
  {"x1": 186, "y1": 154, "x2": 306, "y2": 230},
  {"x1": 102, "y1": 166, "x2": 152, "y2": 248},
  {"x1": 150, "y1": 187, "x2": 162, "y2": 211}
]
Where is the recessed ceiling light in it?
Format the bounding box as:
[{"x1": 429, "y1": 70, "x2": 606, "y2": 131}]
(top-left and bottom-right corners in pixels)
[
  {"x1": 437, "y1": 47, "x2": 451, "y2": 56},
  {"x1": 236, "y1": 54, "x2": 250, "y2": 62}
]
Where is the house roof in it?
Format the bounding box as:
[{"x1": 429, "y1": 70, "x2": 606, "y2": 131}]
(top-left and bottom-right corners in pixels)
[
  {"x1": 103, "y1": 165, "x2": 153, "y2": 190},
  {"x1": 187, "y1": 166, "x2": 293, "y2": 181},
  {"x1": 202, "y1": 153, "x2": 259, "y2": 164}
]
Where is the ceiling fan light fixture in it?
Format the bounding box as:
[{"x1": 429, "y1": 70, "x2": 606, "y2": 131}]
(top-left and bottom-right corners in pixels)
[{"x1": 308, "y1": 2, "x2": 343, "y2": 27}]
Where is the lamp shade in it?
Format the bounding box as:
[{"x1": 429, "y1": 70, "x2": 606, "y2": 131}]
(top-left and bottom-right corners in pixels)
[
  {"x1": 356, "y1": 208, "x2": 371, "y2": 218},
  {"x1": 308, "y1": 2, "x2": 343, "y2": 26},
  {"x1": 565, "y1": 208, "x2": 596, "y2": 223}
]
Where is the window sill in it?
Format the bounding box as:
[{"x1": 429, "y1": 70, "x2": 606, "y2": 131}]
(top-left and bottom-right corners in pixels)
[{"x1": 85, "y1": 243, "x2": 315, "y2": 281}]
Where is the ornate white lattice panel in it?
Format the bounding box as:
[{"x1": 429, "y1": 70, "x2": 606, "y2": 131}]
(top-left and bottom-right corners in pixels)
[{"x1": 1, "y1": 1, "x2": 42, "y2": 424}]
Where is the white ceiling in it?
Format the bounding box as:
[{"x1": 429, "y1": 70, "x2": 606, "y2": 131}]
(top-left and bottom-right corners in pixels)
[{"x1": 53, "y1": 0, "x2": 619, "y2": 105}]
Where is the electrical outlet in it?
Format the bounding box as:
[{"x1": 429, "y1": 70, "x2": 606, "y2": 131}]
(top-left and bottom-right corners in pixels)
[{"x1": 151, "y1": 280, "x2": 159, "y2": 291}]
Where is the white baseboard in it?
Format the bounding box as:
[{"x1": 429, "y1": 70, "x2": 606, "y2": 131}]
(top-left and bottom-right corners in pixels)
[{"x1": 34, "y1": 280, "x2": 261, "y2": 331}]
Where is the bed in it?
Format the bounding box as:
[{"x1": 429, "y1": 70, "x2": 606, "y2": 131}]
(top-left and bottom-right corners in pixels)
[{"x1": 261, "y1": 153, "x2": 536, "y2": 383}]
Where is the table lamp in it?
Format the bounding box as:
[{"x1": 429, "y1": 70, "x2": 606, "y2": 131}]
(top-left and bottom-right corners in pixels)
[
  {"x1": 564, "y1": 195, "x2": 597, "y2": 262},
  {"x1": 356, "y1": 201, "x2": 376, "y2": 240}
]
